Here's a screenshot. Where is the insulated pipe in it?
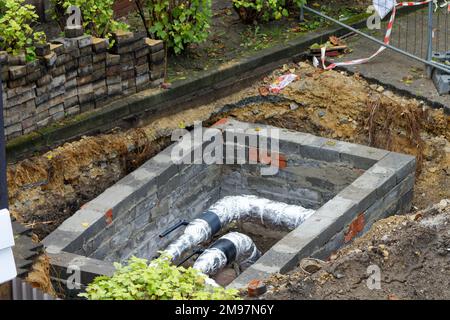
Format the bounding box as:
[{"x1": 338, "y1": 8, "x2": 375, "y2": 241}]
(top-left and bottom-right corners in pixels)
[
  {"x1": 164, "y1": 195, "x2": 315, "y2": 261},
  {"x1": 193, "y1": 232, "x2": 261, "y2": 276},
  {"x1": 208, "y1": 195, "x2": 316, "y2": 231}
]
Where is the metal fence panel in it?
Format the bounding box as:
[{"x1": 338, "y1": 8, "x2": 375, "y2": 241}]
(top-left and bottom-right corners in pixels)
[{"x1": 302, "y1": 1, "x2": 450, "y2": 76}]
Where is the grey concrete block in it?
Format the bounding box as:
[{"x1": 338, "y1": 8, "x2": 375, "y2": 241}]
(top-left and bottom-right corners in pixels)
[{"x1": 376, "y1": 152, "x2": 416, "y2": 183}]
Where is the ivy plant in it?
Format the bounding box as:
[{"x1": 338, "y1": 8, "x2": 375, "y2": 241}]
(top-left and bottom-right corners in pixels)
[
  {"x1": 51, "y1": 0, "x2": 129, "y2": 39},
  {"x1": 139, "y1": 0, "x2": 212, "y2": 55},
  {"x1": 79, "y1": 254, "x2": 241, "y2": 300},
  {"x1": 232, "y1": 0, "x2": 306, "y2": 24},
  {"x1": 0, "y1": 0, "x2": 46, "y2": 59}
]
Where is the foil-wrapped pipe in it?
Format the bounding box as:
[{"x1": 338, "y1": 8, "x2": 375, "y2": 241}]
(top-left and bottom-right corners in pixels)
[
  {"x1": 164, "y1": 195, "x2": 315, "y2": 261},
  {"x1": 164, "y1": 217, "x2": 213, "y2": 261},
  {"x1": 209, "y1": 195, "x2": 316, "y2": 231},
  {"x1": 193, "y1": 232, "x2": 261, "y2": 276}
]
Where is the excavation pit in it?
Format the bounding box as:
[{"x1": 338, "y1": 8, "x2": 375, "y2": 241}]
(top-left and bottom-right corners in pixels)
[{"x1": 43, "y1": 119, "x2": 416, "y2": 296}]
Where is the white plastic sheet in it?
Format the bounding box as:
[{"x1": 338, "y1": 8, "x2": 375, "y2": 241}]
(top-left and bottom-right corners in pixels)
[{"x1": 0, "y1": 209, "x2": 17, "y2": 284}]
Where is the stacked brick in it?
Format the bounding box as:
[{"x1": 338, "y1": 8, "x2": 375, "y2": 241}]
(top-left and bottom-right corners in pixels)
[
  {"x1": 1, "y1": 32, "x2": 164, "y2": 141},
  {"x1": 146, "y1": 38, "x2": 165, "y2": 86}
]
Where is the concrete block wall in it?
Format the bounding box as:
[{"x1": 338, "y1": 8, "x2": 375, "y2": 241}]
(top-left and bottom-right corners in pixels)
[
  {"x1": 43, "y1": 141, "x2": 223, "y2": 263},
  {"x1": 1, "y1": 31, "x2": 164, "y2": 141},
  {"x1": 88, "y1": 163, "x2": 222, "y2": 262},
  {"x1": 228, "y1": 152, "x2": 416, "y2": 289},
  {"x1": 221, "y1": 157, "x2": 362, "y2": 210}
]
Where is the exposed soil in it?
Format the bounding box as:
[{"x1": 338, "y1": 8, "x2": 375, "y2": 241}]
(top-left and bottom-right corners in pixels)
[
  {"x1": 26, "y1": 254, "x2": 57, "y2": 298},
  {"x1": 7, "y1": 61, "x2": 449, "y2": 246},
  {"x1": 208, "y1": 63, "x2": 449, "y2": 208},
  {"x1": 263, "y1": 199, "x2": 450, "y2": 300}
]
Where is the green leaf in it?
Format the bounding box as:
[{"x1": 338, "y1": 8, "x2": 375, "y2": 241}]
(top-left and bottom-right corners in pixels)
[{"x1": 79, "y1": 254, "x2": 241, "y2": 300}]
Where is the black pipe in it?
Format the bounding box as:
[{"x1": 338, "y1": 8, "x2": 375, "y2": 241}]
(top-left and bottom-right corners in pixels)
[
  {"x1": 0, "y1": 39, "x2": 8, "y2": 210},
  {"x1": 210, "y1": 238, "x2": 237, "y2": 264},
  {"x1": 197, "y1": 211, "x2": 221, "y2": 235},
  {"x1": 176, "y1": 248, "x2": 204, "y2": 267},
  {"x1": 159, "y1": 220, "x2": 189, "y2": 238}
]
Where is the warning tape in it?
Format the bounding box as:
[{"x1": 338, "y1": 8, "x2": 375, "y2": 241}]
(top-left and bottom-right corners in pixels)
[{"x1": 314, "y1": 1, "x2": 433, "y2": 70}]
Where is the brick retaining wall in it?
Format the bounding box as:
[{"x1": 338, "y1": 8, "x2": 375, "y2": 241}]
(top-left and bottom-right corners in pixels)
[{"x1": 1, "y1": 31, "x2": 164, "y2": 141}]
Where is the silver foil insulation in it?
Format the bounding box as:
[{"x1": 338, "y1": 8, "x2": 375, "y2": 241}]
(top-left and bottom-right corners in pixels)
[
  {"x1": 209, "y1": 195, "x2": 316, "y2": 231},
  {"x1": 164, "y1": 195, "x2": 315, "y2": 261},
  {"x1": 164, "y1": 218, "x2": 212, "y2": 261},
  {"x1": 193, "y1": 232, "x2": 261, "y2": 276}
]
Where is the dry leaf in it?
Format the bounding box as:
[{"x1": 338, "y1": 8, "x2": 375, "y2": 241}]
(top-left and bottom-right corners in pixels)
[{"x1": 259, "y1": 87, "x2": 269, "y2": 96}]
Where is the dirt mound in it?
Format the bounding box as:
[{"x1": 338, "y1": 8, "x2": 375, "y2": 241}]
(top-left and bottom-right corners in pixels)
[
  {"x1": 263, "y1": 199, "x2": 450, "y2": 300},
  {"x1": 213, "y1": 62, "x2": 449, "y2": 208},
  {"x1": 7, "y1": 61, "x2": 449, "y2": 241},
  {"x1": 26, "y1": 254, "x2": 57, "y2": 298}
]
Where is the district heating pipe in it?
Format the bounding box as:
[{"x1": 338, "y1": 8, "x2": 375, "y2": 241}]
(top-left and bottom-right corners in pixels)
[
  {"x1": 164, "y1": 195, "x2": 316, "y2": 261},
  {"x1": 192, "y1": 232, "x2": 261, "y2": 276}
]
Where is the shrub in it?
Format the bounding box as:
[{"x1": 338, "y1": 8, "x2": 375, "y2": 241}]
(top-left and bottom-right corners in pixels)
[
  {"x1": 51, "y1": 0, "x2": 129, "y2": 39},
  {"x1": 232, "y1": 0, "x2": 306, "y2": 24},
  {"x1": 0, "y1": 0, "x2": 46, "y2": 58},
  {"x1": 139, "y1": 0, "x2": 212, "y2": 54},
  {"x1": 79, "y1": 254, "x2": 241, "y2": 300}
]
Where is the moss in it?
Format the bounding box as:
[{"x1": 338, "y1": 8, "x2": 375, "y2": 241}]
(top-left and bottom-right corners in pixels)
[
  {"x1": 6, "y1": 131, "x2": 41, "y2": 150},
  {"x1": 343, "y1": 12, "x2": 371, "y2": 26},
  {"x1": 5, "y1": 109, "x2": 101, "y2": 158}
]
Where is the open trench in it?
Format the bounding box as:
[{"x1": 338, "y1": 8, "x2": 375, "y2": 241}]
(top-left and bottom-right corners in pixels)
[{"x1": 6, "y1": 62, "x2": 449, "y2": 244}]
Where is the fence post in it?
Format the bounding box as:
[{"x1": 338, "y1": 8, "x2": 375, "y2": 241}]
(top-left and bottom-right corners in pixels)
[{"x1": 426, "y1": 1, "x2": 434, "y2": 77}]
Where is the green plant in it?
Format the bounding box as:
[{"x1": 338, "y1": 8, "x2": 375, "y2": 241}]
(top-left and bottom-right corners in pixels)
[
  {"x1": 140, "y1": 0, "x2": 212, "y2": 55},
  {"x1": 79, "y1": 254, "x2": 241, "y2": 300},
  {"x1": 51, "y1": 0, "x2": 129, "y2": 39},
  {"x1": 0, "y1": 0, "x2": 46, "y2": 58},
  {"x1": 232, "y1": 0, "x2": 306, "y2": 24}
]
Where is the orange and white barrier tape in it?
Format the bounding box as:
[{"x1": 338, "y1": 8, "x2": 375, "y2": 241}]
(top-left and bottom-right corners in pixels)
[{"x1": 314, "y1": 1, "x2": 433, "y2": 71}]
